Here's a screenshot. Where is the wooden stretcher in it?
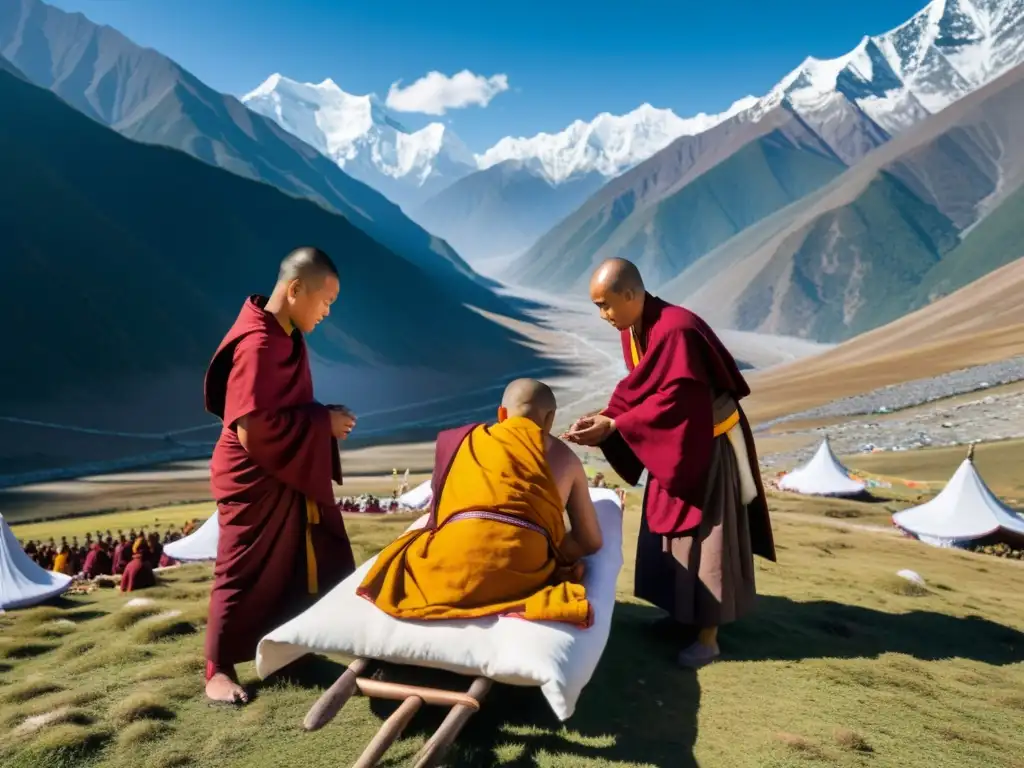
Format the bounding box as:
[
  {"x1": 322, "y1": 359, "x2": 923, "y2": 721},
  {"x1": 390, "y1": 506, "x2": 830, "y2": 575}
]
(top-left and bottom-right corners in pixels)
[{"x1": 303, "y1": 657, "x2": 493, "y2": 768}]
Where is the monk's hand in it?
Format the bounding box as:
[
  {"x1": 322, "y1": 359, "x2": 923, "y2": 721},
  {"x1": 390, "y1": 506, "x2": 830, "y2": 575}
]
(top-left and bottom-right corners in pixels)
[
  {"x1": 561, "y1": 414, "x2": 595, "y2": 442},
  {"x1": 554, "y1": 561, "x2": 586, "y2": 584},
  {"x1": 566, "y1": 414, "x2": 616, "y2": 446},
  {"x1": 328, "y1": 406, "x2": 356, "y2": 439}
]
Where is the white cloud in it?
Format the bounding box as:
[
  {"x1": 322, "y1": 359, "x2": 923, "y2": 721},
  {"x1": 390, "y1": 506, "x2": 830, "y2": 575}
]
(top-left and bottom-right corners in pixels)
[{"x1": 385, "y1": 70, "x2": 510, "y2": 115}]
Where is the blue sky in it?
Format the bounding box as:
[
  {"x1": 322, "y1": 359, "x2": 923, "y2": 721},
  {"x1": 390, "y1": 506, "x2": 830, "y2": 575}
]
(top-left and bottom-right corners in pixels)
[{"x1": 49, "y1": 0, "x2": 930, "y2": 151}]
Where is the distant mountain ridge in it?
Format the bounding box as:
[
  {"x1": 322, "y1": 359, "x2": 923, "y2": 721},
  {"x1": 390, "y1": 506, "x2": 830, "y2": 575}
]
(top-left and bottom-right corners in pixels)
[
  {"x1": 0, "y1": 0, "x2": 527, "y2": 316},
  {"x1": 241, "y1": 74, "x2": 478, "y2": 209},
  {"x1": 504, "y1": 0, "x2": 1024, "y2": 295}
]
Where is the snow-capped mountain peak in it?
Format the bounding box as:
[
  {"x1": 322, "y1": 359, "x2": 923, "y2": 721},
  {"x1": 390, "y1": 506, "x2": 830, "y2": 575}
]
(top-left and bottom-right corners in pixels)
[
  {"x1": 475, "y1": 96, "x2": 759, "y2": 183},
  {"x1": 241, "y1": 73, "x2": 476, "y2": 206}
]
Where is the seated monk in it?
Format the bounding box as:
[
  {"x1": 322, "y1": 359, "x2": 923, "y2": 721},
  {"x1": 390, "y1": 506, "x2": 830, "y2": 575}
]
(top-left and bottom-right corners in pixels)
[
  {"x1": 120, "y1": 538, "x2": 157, "y2": 592},
  {"x1": 52, "y1": 545, "x2": 72, "y2": 575},
  {"x1": 83, "y1": 541, "x2": 113, "y2": 579},
  {"x1": 358, "y1": 379, "x2": 604, "y2": 626}
]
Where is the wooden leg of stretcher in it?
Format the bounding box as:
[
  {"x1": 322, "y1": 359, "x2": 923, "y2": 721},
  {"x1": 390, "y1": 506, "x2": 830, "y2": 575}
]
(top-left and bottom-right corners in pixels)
[
  {"x1": 303, "y1": 658, "x2": 493, "y2": 768},
  {"x1": 303, "y1": 657, "x2": 371, "y2": 731},
  {"x1": 411, "y1": 677, "x2": 493, "y2": 768},
  {"x1": 352, "y1": 695, "x2": 423, "y2": 768}
]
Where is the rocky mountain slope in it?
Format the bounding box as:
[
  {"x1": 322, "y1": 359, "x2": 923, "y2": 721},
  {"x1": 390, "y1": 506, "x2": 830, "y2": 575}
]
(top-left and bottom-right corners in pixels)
[
  {"x1": 504, "y1": 0, "x2": 1024, "y2": 294},
  {"x1": 663, "y1": 60, "x2": 1024, "y2": 342}
]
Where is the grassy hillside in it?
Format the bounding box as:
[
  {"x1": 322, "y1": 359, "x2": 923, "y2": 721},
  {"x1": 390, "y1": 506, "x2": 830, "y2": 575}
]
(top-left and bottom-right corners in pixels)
[
  {"x1": 0, "y1": 69, "x2": 554, "y2": 408},
  {"x1": 2, "y1": 483, "x2": 1023, "y2": 768}
]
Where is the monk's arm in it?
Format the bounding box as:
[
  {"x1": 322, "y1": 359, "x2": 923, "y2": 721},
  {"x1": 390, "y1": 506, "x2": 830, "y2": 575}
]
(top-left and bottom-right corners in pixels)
[{"x1": 560, "y1": 457, "x2": 603, "y2": 562}]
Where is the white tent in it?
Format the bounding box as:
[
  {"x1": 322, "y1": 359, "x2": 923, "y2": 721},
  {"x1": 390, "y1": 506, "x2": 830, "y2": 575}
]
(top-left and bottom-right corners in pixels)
[
  {"x1": 892, "y1": 448, "x2": 1024, "y2": 548},
  {"x1": 777, "y1": 437, "x2": 866, "y2": 497},
  {"x1": 163, "y1": 511, "x2": 219, "y2": 561},
  {"x1": 0, "y1": 513, "x2": 73, "y2": 611},
  {"x1": 397, "y1": 480, "x2": 432, "y2": 510}
]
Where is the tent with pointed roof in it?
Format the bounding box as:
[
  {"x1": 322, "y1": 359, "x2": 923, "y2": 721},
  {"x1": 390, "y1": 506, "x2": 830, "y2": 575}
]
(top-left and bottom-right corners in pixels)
[
  {"x1": 397, "y1": 479, "x2": 432, "y2": 510},
  {"x1": 163, "y1": 510, "x2": 218, "y2": 562},
  {"x1": 892, "y1": 445, "x2": 1024, "y2": 549},
  {"x1": 777, "y1": 436, "x2": 866, "y2": 497},
  {"x1": 0, "y1": 513, "x2": 73, "y2": 611}
]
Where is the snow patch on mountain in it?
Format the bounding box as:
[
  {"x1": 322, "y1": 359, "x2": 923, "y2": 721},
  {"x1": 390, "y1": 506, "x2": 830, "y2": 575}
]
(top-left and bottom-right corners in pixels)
[
  {"x1": 242, "y1": 74, "x2": 476, "y2": 204},
  {"x1": 476, "y1": 97, "x2": 759, "y2": 184},
  {"x1": 755, "y1": 0, "x2": 1024, "y2": 138}
]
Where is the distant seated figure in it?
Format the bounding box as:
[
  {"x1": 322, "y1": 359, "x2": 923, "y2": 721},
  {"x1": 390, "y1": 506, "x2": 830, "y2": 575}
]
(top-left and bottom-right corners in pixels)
[
  {"x1": 146, "y1": 532, "x2": 164, "y2": 568},
  {"x1": 112, "y1": 537, "x2": 129, "y2": 575},
  {"x1": 120, "y1": 538, "x2": 157, "y2": 592},
  {"x1": 52, "y1": 545, "x2": 73, "y2": 576},
  {"x1": 83, "y1": 541, "x2": 113, "y2": 579},
  {"x1": 358, "y1": 379, "x2": 604, "y2": 627}
]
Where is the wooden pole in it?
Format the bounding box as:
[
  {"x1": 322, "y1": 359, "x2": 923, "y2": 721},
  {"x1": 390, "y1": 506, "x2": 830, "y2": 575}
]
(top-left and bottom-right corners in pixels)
[
  {"x1": 355, "y1": 678, "x2": 482, "y2": 709},
  {"x1": 351, "y1": 695, "x2": 423, "y2": 768},
  {"x1": 303, "y1": 657, "x2": 371, "y2": 731},
  {"x1": 410, "y1": 677, "x2": 493, "y2": 768}
]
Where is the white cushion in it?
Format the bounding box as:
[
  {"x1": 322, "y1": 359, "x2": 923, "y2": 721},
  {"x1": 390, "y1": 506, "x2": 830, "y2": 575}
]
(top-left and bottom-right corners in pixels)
[{"x1": 255, "y1": 487, "x2": 624, "y2": 721}]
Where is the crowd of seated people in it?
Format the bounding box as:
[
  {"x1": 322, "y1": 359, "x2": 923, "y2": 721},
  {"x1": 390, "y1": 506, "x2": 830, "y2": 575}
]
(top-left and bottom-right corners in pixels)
[
  {"x1": 21, "y1": 525, "x2": 190, "y2": 580},
  {"x1": 337, "y1": 493, "x2": 400, "y2": 514}
]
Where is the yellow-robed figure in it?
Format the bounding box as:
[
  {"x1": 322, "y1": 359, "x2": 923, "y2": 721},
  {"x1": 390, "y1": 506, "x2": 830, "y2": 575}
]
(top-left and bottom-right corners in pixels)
[{"x1": 357, "y1": 382, "x2": 593, "y2": 628}]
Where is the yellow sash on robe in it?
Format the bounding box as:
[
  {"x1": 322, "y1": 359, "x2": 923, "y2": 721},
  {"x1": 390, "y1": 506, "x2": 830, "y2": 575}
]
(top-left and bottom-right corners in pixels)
[
  {"x1": 357, "y1": 416, "x2": 591, "y2": 626},
  {"x1": 630, "y1": 328, "x2": 738, "y2": 437}
]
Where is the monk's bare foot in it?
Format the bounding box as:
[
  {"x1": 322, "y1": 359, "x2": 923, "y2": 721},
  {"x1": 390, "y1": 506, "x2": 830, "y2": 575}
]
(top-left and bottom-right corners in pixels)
[
  {"x1": 206, "y1": 672, "x2": 248, "y2": 705},
  {"x1": 677, "y1": 640, "x2": 720, "y2": 669}
]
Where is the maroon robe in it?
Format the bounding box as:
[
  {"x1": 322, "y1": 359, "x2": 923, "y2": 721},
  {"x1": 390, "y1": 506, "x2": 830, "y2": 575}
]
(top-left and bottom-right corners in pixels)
[
  {"x1": 120, "y1": 555, "x2": 156, "y2": 592},
  {"x1": 203, "y1": 295, "x2": 356, "y2": 673},
  {"x1": 600, "y1": 294, "x2": 775, "y2": 561},
  {"x1": 83, "y1": 545, "x2": 113, "y2": 579}
]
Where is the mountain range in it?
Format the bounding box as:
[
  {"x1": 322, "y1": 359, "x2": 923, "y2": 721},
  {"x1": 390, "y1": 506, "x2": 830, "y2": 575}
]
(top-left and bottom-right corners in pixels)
[
  {"x1": 662, "y1": 55, "x2": 1024, "y2": 342},
  {"x1": 243, "y1": 74, "x2": 759, "y2": 260},
  {"x1": 0, "y1": 54, "x2": 559, "y2": 475},
  {"x1": 506, "y1": 0, "x2": 1024, "y2": 298},
  {"x1": 235, "y1": 1, "x2": 1024, "y2": 283},
  {"x1": 0, "y1": 0, "x2": 532, "y2": 316}
]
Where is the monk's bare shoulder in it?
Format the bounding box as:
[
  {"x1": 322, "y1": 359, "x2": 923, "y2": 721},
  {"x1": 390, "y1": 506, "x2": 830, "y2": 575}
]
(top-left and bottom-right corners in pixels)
[{"x1": 544, "y1": 434, "x2": 585, "y2": 494}]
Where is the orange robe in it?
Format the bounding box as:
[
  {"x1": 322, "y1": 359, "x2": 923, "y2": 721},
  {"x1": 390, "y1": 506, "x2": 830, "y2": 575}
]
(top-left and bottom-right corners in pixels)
[{"x1": 357, "y1": 416, "x2": 592, "y2": 627}]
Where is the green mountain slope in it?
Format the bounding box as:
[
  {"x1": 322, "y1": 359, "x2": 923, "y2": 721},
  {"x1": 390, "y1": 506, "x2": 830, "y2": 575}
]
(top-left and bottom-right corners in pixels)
[
  {"x1": 0, "y1": 67, "x2": 553, "y2": 410},
  {"x1": 0, "y1": 0, "x2": 526, "y2": 315},
  {"x1": 911, "y1": 183, "x2": 1024, "y2": 305},
  {"x1": 504, "y1": 107, "x2": 847, "y2": 291},
  {"x1": 733, "y1": 174, "x2": 960, "y2": 341}
]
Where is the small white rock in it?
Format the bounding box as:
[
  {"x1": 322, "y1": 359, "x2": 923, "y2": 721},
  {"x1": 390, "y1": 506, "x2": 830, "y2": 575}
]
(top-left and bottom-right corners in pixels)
[{"x1": 896, "y1": 569, "x2": 926, "y2": 587}]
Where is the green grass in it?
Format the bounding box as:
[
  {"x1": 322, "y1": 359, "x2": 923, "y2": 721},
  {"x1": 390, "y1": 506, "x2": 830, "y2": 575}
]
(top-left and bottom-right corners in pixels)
[
  {"x1": 10, "y1": 503, "x2": 215, "y2": 544},
  {"x1": 911, "y1": 184, "x2": 1024, "y2": 307},
  {"x1": 1, "y1": 495, "x2": 1023, "y2": 768}
]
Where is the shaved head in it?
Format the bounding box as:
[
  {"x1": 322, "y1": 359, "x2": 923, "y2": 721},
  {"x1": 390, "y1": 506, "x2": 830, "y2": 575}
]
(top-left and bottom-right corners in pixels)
[
  {"x1": 589, "y1": 258, "x2": 646, "y2": 331},
  {"x1": 501, "y1": 378, "x2": 557, "y2": 427},
  {"x1": 278, "y1": 246, "x2": 338, "y2": 289},
  {"x1": 591, "y1": 258, "x2": 644, "y2": 296},
  {"x1": 270, "y1": 246, "x2": 340, "y2": 334}
]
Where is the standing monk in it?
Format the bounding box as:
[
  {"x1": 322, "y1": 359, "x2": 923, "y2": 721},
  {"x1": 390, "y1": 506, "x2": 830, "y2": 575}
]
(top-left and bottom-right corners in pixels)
[
  {"x1": 203, "y1": 247, "x2": 358, "y2": 705},
  {"x1": 564, "y1": 258, "x2": 776, "y2": 668}
]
